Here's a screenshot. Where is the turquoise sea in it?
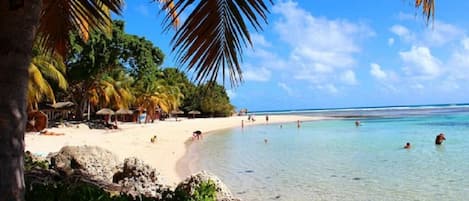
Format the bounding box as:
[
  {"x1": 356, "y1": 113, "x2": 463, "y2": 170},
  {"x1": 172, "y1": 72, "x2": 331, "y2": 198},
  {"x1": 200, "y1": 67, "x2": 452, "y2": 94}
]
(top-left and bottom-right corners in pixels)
[{"x1": 187, "y1": 104, "x2": 469, "y2": 201}]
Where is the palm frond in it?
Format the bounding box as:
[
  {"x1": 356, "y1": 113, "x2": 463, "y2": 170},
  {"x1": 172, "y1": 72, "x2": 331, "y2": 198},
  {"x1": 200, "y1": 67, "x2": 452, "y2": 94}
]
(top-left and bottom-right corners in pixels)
[
  {"x1": 159, "y1": 0, "x2": 272, "y2": 86},
  {"x1": 415, "y1": 0, "x2": 435, "y2": 24},
  {"x1": 38, "y1": 0, "x2": 123, "y2": 56}
]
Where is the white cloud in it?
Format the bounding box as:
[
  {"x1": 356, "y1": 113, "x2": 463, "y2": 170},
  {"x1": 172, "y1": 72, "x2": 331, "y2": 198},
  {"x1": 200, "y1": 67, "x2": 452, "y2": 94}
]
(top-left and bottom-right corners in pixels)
[
  {"x1": 396, "y1": 12, "x2": 415, "y2": 21},
  {"x1": 423, "y1": 21, "x2": 464, "y2": 46},
  {"x1": 277, "y1": 82, "x2": 294, "y2": 96},
  {"x1": 390, "y1": 24, "x2": 414, "y2": 42},
  {"x1": 270, "y1": 0, "x2": 373, "y2": 91},
  {"x1": 370, "y1": 63, "x2": 387, "y2": 80},
  {"x1": 226, "y1": 89, "x2": 237, "y2": 99},
  {"x1": 243, "y1": 67, "x2": 271, "y2": 82},
  {"x1": 340, "y1": 70, "x2": 357, "y2": 85},
  {"x1": 447, "y1": 37, "x2": 469, "y2": 80},
  {"x1": 388, "y1": 38, "x2": 395, "y2": 46},
  {"x1": 316, "y1": 84, "x2": 338, "y2": 94},
  {"x1": 390, "y1": 21, "x2": 463, "y2": 47},
  {"x1": 250, "y1": 33, "x2": 271, "y2": 47},
  {"x1": 399, "y1": 46, "x2": 442, "y2": 79}
]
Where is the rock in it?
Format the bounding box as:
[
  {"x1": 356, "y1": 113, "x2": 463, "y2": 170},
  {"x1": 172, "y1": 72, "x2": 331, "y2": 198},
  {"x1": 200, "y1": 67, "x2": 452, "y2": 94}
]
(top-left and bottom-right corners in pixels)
[
  {"x1": 113, "y1": 157, "x2": 170, "y2": 199},
  {"x1": 48, "y1": 145, "x2": 120, "y2": 183},
  {"x1": 176, "y1": 171, "x2": 242, "y2": 201}
]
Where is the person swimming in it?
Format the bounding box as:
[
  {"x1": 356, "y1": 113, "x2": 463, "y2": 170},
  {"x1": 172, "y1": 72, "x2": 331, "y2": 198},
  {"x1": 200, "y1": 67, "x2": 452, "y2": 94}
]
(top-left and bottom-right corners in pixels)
[
  {"x1": 404, "y1": 142, "x2": 411, "y2": 149},
  {"x1": 435, "y1": 133, "x2": 446, "y2": 145}
]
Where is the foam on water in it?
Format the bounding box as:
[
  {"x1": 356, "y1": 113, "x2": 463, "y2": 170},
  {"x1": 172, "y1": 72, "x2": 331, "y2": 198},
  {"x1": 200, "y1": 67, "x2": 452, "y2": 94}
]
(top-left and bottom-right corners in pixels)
[{"x1": 188, "y1": 107, "x2": 469, "y2": 200}]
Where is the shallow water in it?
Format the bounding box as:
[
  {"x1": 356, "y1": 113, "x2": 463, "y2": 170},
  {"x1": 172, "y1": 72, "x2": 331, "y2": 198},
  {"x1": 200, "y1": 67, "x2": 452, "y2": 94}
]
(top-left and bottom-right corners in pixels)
[{"x1": 188, "y1": 111, "x2": 469, "y2": 201}]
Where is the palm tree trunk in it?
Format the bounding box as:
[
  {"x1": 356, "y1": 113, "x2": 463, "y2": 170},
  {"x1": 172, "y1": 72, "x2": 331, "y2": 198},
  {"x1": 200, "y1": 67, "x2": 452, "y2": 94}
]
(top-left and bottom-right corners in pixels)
[{"x1": 0, "y1": 1, "x2": 42, "y2": 201}]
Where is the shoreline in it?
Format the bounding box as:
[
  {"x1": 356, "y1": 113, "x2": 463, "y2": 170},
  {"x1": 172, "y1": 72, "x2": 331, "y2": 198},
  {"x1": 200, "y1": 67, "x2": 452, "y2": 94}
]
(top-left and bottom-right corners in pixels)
[{"x1": 25, "y1": 115, "x2": 328, "y2": 186}]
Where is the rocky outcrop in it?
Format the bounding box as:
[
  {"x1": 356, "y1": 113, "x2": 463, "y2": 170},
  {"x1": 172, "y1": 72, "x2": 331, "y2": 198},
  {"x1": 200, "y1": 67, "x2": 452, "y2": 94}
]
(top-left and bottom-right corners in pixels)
[
  {"x1": 176, "y1": 171, "x2": 241, "y2": 201},
  {"x1": 113, "y1": 157, "x2": 170, "y2": 199},
  {"x1": 48, "y1": 145, "x2": 120, "y2": 183}
]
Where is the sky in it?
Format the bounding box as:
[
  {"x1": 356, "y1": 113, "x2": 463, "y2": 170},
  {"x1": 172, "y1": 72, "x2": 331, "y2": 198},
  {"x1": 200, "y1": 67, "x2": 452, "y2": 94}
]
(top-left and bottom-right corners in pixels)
[{"x1": 116, "y1": 0, "x2": 469, "y2": 111}]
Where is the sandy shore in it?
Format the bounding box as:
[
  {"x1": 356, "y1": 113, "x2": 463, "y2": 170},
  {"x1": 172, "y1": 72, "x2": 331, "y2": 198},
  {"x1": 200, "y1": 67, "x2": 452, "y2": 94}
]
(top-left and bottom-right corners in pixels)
[{"x1": 25, "y1": 115, "x2": 326, "y2": 186}]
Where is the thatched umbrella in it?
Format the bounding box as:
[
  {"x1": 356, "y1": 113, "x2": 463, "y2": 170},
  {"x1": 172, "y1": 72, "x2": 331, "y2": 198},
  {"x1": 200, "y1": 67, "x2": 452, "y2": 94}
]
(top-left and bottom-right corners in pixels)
[
  {"x1": 96, "y1": 108, "x2": 115, "y2": 115},
  {"x1": 171, "y1": 110, "x2": 184, "y2": 121},
  {"x1": 47, "y1": 101, "x2": 75, "y2": 109},
  {"x1": 115, "y1": 108, "x2": 133, "y2": 122},
  {"x1": 188, "y1": 110, "x2": 201, "y2": 118},
  {"x1": 115, "y1": 108, "x2": 133, "y2": 115},
  {"x1": 96, "y1": 108, "x2": 115, "y2": 123}
]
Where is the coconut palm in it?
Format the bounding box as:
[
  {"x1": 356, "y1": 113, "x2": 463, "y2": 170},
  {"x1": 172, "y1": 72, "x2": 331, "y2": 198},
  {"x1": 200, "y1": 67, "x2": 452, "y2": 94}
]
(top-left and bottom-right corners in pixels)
[
  {"x1": 87, "y1": 69, "x2": 134, "y2": 109},
  {"x1": 28, "y1": 50, "x2": 68, "y2": 110},
  {"x1": 134, "y1": 79, "x2": 183, "y2": 123}
]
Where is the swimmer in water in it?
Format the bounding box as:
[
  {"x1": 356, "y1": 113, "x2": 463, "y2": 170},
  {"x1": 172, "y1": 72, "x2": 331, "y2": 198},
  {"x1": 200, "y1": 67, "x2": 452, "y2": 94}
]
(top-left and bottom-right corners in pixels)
[{"x1": 404, "y1": 142, "x2": 411, "y2": 149}]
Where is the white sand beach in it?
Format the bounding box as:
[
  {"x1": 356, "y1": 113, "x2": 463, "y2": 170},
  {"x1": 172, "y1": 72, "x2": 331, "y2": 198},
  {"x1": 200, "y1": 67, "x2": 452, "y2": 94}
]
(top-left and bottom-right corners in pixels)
[{"x1": 25, "y1": 115, "x2": 325, "y2": 186}]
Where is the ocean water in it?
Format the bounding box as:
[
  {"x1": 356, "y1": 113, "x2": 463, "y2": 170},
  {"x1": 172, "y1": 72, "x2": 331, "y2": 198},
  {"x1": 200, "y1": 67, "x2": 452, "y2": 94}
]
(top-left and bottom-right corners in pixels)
[{"x1": 187, "y1": 106, "x2": 469, "y2": 201}]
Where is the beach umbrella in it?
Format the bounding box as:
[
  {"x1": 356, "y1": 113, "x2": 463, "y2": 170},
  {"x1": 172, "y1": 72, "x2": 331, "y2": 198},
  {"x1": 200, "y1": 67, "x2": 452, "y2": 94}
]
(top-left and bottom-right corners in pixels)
[
  {"x1": 115, "y1": 108, "x2": 133, "y2": 115},
  {"x1": 171, "y1": 110, "x2": 184, "y2": 115},
  {"x1": 47, "y1": 101, "x2": 75, "y2": 109},
  {"x1": 188, "y1": 110, "x2": 201, "y2": 118},
  {"x1": 171, "y1": 110, "x2": 184, "y2": 121},
  {"x1": 96, "y1": 108, "x2": 115, "y2": 115}
]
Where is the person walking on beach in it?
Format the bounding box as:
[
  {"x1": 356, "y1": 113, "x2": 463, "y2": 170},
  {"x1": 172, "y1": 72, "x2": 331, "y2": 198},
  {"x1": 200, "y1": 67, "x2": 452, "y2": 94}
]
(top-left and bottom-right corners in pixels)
[
  {"x1": 435, "y1": 133, "x2": 446, "y2": 145},
  {"x1": 241, "y1": 120, "x2": 244, "y2": 128},
  {"x1": 297, "y1": 120, "x2": 301, "y2": 128},
  {"x1": 265, "y1": 115, "x2": 269, "y2": 123}
]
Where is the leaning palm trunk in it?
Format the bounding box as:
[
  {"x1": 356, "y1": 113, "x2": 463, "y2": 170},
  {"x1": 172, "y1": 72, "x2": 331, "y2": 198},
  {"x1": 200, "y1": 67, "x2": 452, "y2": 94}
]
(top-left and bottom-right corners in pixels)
[{"x1": 0, "y1": 1, "x2": 42, "y2": 201}]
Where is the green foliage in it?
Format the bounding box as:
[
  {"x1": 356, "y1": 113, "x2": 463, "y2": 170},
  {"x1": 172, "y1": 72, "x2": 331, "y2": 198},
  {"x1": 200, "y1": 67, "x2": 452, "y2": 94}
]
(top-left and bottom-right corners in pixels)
[
  {"x1": 191, "y1": 180, "x2": 217, "y2": 201},
  {"x1": 24, "y1": 152, "x2": 49, "y2": 171},
  {"x1": 158, "y1": 69, "x2": 234, "y2": 117},
  {"x1": 25, "y1": 177, "x2": 218, "y2": 201},
  {"x1": 66, "y1": 20, "x2": 165, "y2": 115},
  {"x1": 191, "y1": 83, "x2": 234, "y2": 117},
  {"x1": 173, "y1": 180, "x2": 217, "y2": 201}
]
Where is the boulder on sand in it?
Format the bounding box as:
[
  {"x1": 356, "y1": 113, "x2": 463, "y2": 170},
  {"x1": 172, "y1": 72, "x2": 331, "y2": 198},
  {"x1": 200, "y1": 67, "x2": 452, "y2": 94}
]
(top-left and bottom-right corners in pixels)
[
  {"x1": 113, "y1": 157, "x2": 170, "y2": 199},
  {"x1": 176, "y1": 171, "x2": 241, "y2": 201},
  {"x1": 48, "y1": 145, "x2": 120, "y2": 183}
]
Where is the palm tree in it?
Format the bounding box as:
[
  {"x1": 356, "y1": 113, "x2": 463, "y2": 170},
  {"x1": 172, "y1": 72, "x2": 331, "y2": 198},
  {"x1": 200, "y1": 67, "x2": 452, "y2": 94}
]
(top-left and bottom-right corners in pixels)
[
  {"x1": 134, "y1": 79, "x2": 183, "y2": 123},
  {"x1": 28, "y1": 50, "x2": 68, "y2": 110},
  {"x1": 87, "y1": 69, "x2": 134, "y2": 110}
]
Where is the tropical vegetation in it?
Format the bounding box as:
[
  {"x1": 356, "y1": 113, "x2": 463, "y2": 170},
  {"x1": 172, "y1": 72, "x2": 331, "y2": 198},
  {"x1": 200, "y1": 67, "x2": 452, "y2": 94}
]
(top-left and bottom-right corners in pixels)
[{"x1": 0, "y1": 0, "x2": 435, "y2": 200}]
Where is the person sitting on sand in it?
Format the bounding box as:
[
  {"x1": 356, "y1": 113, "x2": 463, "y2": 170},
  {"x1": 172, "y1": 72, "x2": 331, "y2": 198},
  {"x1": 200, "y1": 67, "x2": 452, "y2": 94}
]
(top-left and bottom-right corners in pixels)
[
  {"x1": 435, "y1": 133, "x2": 446, "y2": 145},
  {"x1": 404, "y1": 142, "x2": 411, "y2": 149},
  {"x1": 193, "y1": 130, "x2": 203, "y2": 140},
  {"x1": 39, "y1": 130, "x2": 65, "y2": 136},
  {"x1": 150, "y1": 135, "x2": 158, "y2": 143}
]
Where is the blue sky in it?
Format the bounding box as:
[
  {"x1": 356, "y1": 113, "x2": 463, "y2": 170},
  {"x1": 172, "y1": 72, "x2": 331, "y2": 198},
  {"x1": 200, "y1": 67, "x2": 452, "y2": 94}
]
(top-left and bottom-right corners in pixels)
[{"x1": 116, "y1": 0, "x2": 469, "y2": 111}]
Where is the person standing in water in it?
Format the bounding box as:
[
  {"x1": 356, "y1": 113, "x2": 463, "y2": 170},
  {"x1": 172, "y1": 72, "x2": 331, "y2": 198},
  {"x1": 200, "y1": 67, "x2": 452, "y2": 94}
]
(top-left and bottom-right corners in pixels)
[
  {"x1": 355, "y1": 120, "x2": 361, "y2": 127},
  {"x1": 435, "y1": 133, "x2": 446, "y2": 145},
  {"x1": 297, "y1": 120, "x2": 301, "y2": 128}
]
